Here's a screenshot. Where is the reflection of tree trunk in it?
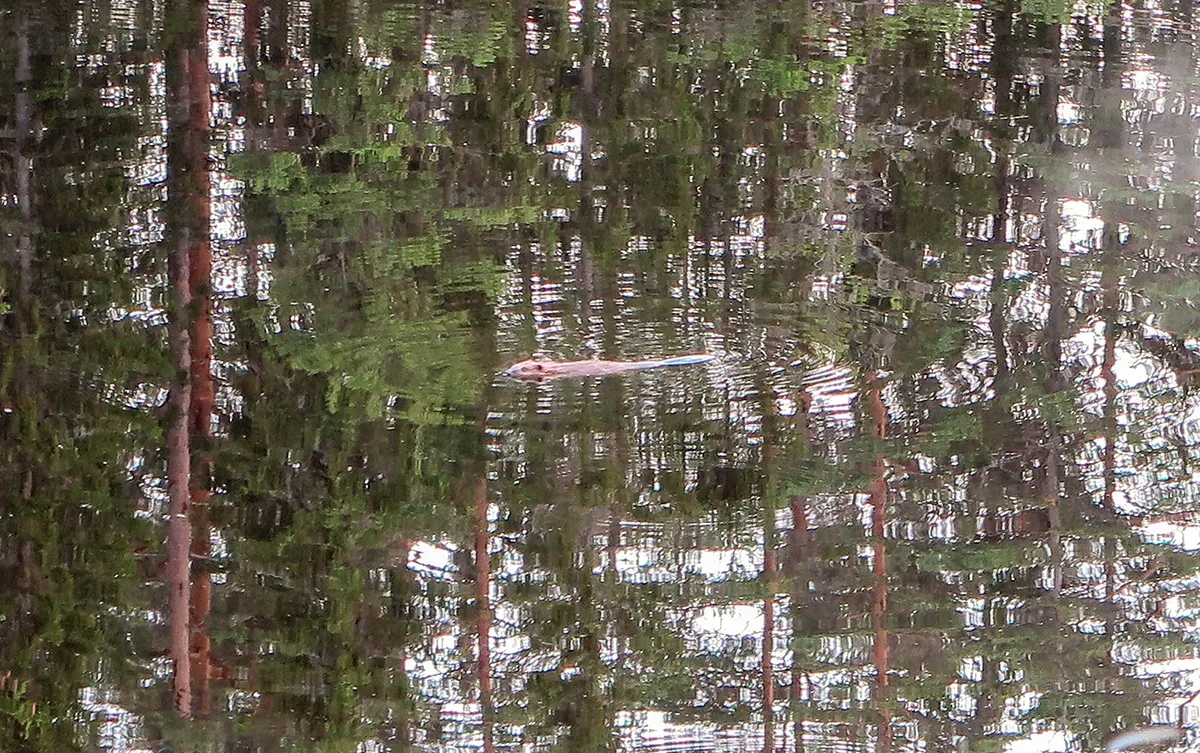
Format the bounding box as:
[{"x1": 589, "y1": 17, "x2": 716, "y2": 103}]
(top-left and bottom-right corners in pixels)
[
  {"x1": 763, "y1": 491, "x2": 777, "y2": 753},
  {"x1": 987, "y1": 149, "x2": 1011, "y2": 385},
  {"x1": 166, "y1": 166, "x2": 194, "y2": 720},
  {"x1": 243, "y1": 0, "x2": 263, "y2": 127},
  {"x1": 787, "y1": 299, "x2": 816, "y2": 753},
  {"x1": 868, "y1": 379, "x2": 890, "y2": 753},
  {"x1": 266, "y1": 0, "x2": 287, "y2": 65},
  {"x1": 1098, "y1": 154, "x2": 1123, "y2": 638},
  {"x1": 391, "y1": 537, "x2": 414, "y2": 748},
  {"x1": 244, "y1": 0, "x2": 260, "y2": 62},
  {"x1": 1037, "y1": 14, "x2": 1067, "y2": 615},
  {"x1": 1040, "y1": 17, "x2": 1064, "y2": 535},
  {"x1": 1038, "y1": 12, "x2": 1063, "y2": 354},
  {"x1": 759, "y1": 84, "x2": 785, "y2": 751},
  {"x1": 981, "y1": 13, "x2": 1017, "y2": 696},
  {"x1": 186, "y1": 0, "x2": 215, "y2": 716},
  {"x1": 3, "y1": 9, "x2": 38, "y2": 685},
  {"x1": 787, "y1": 361, "x2": 815, "y2": 753},
  {"x1": 407, "y1": 0, "x2": 430, "y2": 172},
  {"x1": 472, "y1": 316, "x2": 498, "y2": 753},
  {"x1": 262, "y1": 0, "x2": 294, "y2": 151},
  {"x1": 1033, "y1": 21, "x2": 1065, "y2": 575},
  {"x1": 991, "y1": 0, "x2": 1015, "y2": 125},
  {"x1": 577, "y1": 0, "x2": 596, "y2": 303},
  {"x1": 1041, "y1": 185, "x2": 1066, "y2": 608},
  {"x1": 1032, "y1": 21, "x2": 1061, "y2": 151},
  {"x1": 1102, "y1": 2, "x2": 1122, "y2": 92},
  {"x1": 474, "y1": 475, "x2": 494, "y2": 753},
  {"x1": 165, "y1": 0, "x2": 212, "y2": 719},
  {"x1": 311, "y1": 0, "x2": 353, "y2": 69},
  {"x1": 15, "y1": 11, "x2": 33, "y2": 302},
  {"x1": 788, "y1": 492, "x2": 809, "y2": 753},
  {"x1": 985, "y1": 0, "x2": 1015, "y2": 486},
  {"x1": 1097, "y1": 0, "x2": 1124, "y2": 518},
  {"x1": 1099, "y1": 256, "x2": 1119, "y2": 515},
  {"x1": 1165, "y1": 3, "x2": 1197, "y2": 193},
  {"x1": 1044, "y1": 199, "x2": 1063, "y2": 385}
]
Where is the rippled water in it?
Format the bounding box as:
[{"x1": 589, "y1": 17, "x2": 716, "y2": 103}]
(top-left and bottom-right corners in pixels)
[{"x1": 4, "y1": 0, "x2": 1200, "y2": 751}]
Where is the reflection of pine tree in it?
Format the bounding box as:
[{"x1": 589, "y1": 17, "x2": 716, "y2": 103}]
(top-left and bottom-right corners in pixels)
[
  {"x1": 752, "y1": 4, "x2": 1200, "y2": 751},
  {"x1": 203, "y1": 0, "x2": 536, "y2": 748},
  {"x1": 0, "y1": 4, "x2": 159, "y2": 749}
]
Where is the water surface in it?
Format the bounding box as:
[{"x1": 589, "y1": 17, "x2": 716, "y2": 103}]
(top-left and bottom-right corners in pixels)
[{"x1": 2, "y1": 0, "x2": 1200, "y2": 751}]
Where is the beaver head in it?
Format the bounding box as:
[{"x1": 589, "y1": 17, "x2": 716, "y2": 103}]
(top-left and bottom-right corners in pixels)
[{"x1": 503, "y1": 359, "x2": 549, "y2": 380}]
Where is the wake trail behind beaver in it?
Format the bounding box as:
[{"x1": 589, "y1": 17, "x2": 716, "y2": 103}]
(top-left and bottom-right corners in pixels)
[{"x1": 502, "y1": 354, "x2": 716, "y2": 381}]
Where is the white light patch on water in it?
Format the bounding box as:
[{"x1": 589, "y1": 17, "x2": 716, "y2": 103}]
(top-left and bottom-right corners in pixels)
[
  {"x1": 1124, "y1": 69, "x2": 1167, "y2": 93},
  {"x1": 1140, "y1": 520, "x2": 1200, "y2": 551},
  {"x1": 211, "y1": 174, "x2": 246, "y2": 244},
  {"x1": 691, "y1": 604, "x2": 763, "y2": 637},
  {"x1": 1112, "y1": 350, "x2": 1158, "y2": 388},
  {"x1": 408, "y1": 540, "x2": 458, "y2": 578},
  {"x1": 525, "y1": 102, "x2": 553, "y2": 145},
  {"x1": 1135, "y1": 656, "x2": 1200, "y2": 677},
  {"x1": 1005, "y1": 730, "x2": 1073, "y2": 753},
  {"x1": 800, "y1": 363, "x2": 858, "y2": 429},
  {"x1": 547, "y1": 122, "x2": 584, "y2": 182},
  {"x1": 525, "y1": 17, "x2": 543, "y2": 54},
  {"x1": 946, "y1": 272, "x2": 991, "y2": 310},
  {"x1": 1069, "y1": 321, "x2": 1165, "y2": 395},
  {"x1": 1057, "y1": 100, "x2": 1081, "y2": 124},
  {"x1": 776, "y1": 396, "x2": 797, "y2": 417},
  {"x1": 208, "y1": 31, "x2": 241, "y2": 83},
  {"x1": 356, "y1": 37, "x2": 390, "y2": 69},
  {"x1": 1060, "y1": 199, "x2": 1105, "y2": 252},
  {"x1": 80, "y1": 683, "x2": 155, "y2": 752},
  {"x1": 614, "y1": 545, "x2": 761, "y2": 584}
]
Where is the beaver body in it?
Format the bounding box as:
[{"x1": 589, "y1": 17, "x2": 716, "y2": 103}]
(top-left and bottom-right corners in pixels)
[{"x1": 503, "y1": 354, "x2": 714, "y2": 381}]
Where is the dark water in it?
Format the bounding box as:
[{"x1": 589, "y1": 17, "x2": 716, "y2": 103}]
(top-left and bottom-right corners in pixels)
[{"x1": 2, "y1": 0, "x2": 1200, "y2": 751}]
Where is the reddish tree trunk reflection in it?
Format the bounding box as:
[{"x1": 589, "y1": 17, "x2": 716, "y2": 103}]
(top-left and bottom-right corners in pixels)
[
  {"x1": 868, "y1": 378, "x2": 890, "y2": 753},
  {"x1": 186, "y1": 0, "x2": 215, "y2": 712},
  {"x1": 165, "y1": 0, "x2": 212, "y2": 720},
  {"x1": 165, "y1": 143, "x2": 194, "y2": 719}
]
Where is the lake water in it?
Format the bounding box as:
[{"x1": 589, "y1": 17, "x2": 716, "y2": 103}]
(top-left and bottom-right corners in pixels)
[{"x1": 2, "y1": 0, "x2": 1200, "y2": 751}]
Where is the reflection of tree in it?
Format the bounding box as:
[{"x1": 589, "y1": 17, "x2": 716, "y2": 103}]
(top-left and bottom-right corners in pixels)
[
  {"x1": 13, "y1": 9, "x2": 32, "y2": 305},
  {"x1": 0, "y1": 5, "x2": 157, "y2": 749},
  {"x1": 13, "y1": 0, "x2": 1200, "y2": 751},
  {"x1": 203, "y1": 1, "x2": 533, "y2": 747},
  {"x1": 868, "y1": 377, "x2": 891, "y2": 753},
  {"x1": 162, "y1": 0, "x2": 218, "y2": 721},
  {"x1": 473, "y1": 473, "x2": 495, "y2": 753}
]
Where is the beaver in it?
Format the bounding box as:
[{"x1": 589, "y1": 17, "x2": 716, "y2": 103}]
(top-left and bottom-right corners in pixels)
[{"x1": 503, "y1": 354, "x2": 715, "y2": 381}]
